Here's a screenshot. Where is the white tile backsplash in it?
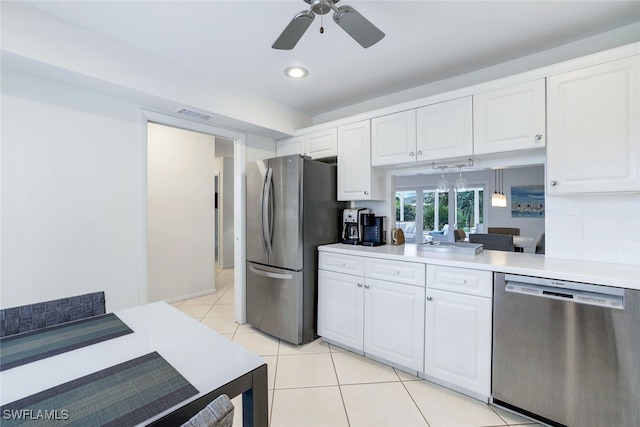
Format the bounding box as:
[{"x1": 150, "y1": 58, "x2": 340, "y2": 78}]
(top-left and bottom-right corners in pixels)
[{"x1": 547, "y1": 193, "x2": 640, "y2": 265}]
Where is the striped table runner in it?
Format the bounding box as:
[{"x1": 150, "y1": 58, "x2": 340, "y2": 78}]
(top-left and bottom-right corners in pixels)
[
  {"x1": 0, "y1": 313, "x2": 133, "y2": 371},
  {"x1": 0, "y1": 352, "x2": 199, "y2": 426}
]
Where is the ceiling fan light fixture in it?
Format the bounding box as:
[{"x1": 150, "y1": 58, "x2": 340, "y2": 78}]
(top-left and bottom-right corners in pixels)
[
  {"x1": 272, "y1": 0, "x2": 384, "y2": 50},
  {"x1": 285, "y1": 66, "x2": 308, "y2": 79}
]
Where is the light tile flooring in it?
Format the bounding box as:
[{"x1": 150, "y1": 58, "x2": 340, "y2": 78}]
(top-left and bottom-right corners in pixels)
[{"x1": 172, "y1": 268, "x2": 542, "y2": 427}]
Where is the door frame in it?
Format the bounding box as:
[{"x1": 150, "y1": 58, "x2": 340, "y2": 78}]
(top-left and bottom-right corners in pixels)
[{"x1": 141, "y1": 110, "x2": 247, "y2": 323}]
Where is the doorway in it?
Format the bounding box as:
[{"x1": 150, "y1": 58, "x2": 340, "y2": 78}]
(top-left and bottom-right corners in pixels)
[{"x1": 142, "y1": 112, "x2": 247, "y2": 324}]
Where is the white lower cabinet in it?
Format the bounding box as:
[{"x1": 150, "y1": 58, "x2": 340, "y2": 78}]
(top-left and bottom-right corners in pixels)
[
  {"x1": 422, "y1": 265, "x2": 493, "y2": 401},
  {"x1": 317, "y1": 269, "x2": 364, "y2": 351},
  {"x1": 424, "y1": 288, "x2": 492, "y2": 399},
  {"x1": 318, "y1": 253, "x2": 425, "y2": 371},
  {"x1": 318, "y1": 252, "x2": 493, "y2": 401},
  {"x1": 364, "y1": 278, "x2": 425, "y2": 371}
]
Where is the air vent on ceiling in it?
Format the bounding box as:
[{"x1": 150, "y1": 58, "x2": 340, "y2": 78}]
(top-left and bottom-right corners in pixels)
[{"x1": 175, "y1": 108, "x2": 214, "y2": 121}]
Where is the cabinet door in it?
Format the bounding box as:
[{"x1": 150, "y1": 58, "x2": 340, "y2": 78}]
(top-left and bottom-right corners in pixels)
[
  {"x1": 547, "y1": 56, "x2": 640, "y2": 194},
  {"x1": 473, "y1": 79, "x2": 545, "y2": 154},
  {"x1": 337, "y1": 120, "x2": 384, "y2": 201},
  {"x1": 364, "y1": 278, "x2": 425, "y2": 371},
  {"x1": 424, "y1": 288, "x2": 492, "y2": 398},
  {"x1": 371, "y1": 110, "x2": 417, "y2": 166},
  {"x1": 276, "y1": 136, "x2": 303, "y2": 157},
  {"x1": 305, "y1": 129, "x2": 337, "y2": 159},
  {"x1": 417, "y1": 97, "x2": 473, "y2": 161},
  {"x1": 318, "y1": 270, "x2": 364, "y2": 351}
]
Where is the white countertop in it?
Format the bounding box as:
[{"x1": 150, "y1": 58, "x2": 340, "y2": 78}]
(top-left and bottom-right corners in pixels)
[{"x1": 319, "y1": 243, "x2": 640, "y2": 291}]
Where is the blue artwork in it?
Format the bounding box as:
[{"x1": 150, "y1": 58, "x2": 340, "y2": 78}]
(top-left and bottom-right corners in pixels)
[{"x1": 511, "y1": 186, "x2": 545, "y2": 218}]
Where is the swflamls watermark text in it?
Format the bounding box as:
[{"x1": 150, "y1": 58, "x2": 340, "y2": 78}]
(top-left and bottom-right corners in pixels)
[{"x1": 2, "y1": 409, "x2": 70, "y2": 421}]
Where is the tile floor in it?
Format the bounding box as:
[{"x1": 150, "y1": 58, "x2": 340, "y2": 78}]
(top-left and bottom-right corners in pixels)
[{"x1": 171, "y1": 268, "x2": 543, "y2": 427}]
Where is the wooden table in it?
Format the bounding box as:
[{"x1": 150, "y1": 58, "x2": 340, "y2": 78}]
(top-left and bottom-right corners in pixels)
[{"x1": 0, "y1": 302, "x2": 268, "y2": 426}]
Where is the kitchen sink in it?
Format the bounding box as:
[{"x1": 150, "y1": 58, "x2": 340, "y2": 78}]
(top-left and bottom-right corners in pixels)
[{"x1": 417, "y1": 241, "x2": 483, "y2": 255}]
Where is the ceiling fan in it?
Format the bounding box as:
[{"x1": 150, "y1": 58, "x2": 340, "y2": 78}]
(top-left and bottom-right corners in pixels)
[{"x1": 272, "y1": 0, "x2": 385, "y2": 50}]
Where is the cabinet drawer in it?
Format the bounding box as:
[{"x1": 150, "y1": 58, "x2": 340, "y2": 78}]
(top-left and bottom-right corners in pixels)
[
  {"x1": 319, "y1": 252, "x2": 365, "y2": 276},
  {"x1": 427, "y1": 265, "x2": 492, "y2": 297},
  {"x1": 365, "y1": 258, "x2": 425, "y2": 286}
]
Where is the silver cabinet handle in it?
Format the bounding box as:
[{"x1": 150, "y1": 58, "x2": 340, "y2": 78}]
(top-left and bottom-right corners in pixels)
[
  {"x1": 417, "y1": 150, "x2": 423, "y2": 155},
  {"x1": 535, "y1": 134, "x2": 543, "y2": 142},
  {"x1": 357, "y1": 283, "x2": 363, "y2": 288},
  {"x1": 550, "y1": 180, "x2": 558, "y2": 187},
  {"x1": 409, "y1": 151, "x2": 415, "y2": 157},
  {"x1": 426, "y1": 296, "x2": 433, "y2": 301},
  {"x1": 364, "y1": 190, "x2": 369, "y2": 195},
  {"x1": 364, "y1": 284, "x2": 370, "y2": 289}
]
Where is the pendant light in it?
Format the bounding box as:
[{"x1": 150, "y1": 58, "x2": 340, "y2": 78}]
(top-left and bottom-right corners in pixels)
[
  {"x1": 436, "y1": 166, "x2": 448, "y2": 193},
  {"x1": 491, "y1": 169, "x2": 507, "y2": 207},
  {"x1": 454, "y1": 165, "x2": 468, "y2": 192}
]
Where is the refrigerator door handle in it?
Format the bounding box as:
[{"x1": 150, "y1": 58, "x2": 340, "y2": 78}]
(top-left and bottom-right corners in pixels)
[
  {"x1": 262, "y1": 167, "x2": 274, "y2": 254},
  {"x1": 249, "y1": 265, "x2": 294, "y2": 280}
]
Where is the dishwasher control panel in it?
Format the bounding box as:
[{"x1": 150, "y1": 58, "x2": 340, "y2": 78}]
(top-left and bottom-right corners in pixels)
[{"x1": 505, "y1": 277, "x2": 625, "y2": 309}]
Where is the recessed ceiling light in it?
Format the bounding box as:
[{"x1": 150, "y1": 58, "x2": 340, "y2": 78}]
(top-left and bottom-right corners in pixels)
[{"x1": 285, "y1": 66, "x2": 308, "y2": 79}]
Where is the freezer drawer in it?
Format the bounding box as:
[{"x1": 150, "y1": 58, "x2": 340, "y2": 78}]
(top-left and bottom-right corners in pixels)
[{"x1": 246, "y1": 262, "x2": 305, "y2": 345}]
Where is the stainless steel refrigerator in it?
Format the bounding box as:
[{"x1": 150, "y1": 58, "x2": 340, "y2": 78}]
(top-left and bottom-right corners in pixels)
[{"x1": 246, "y1": 154, "x2": 346, "y2": 344}]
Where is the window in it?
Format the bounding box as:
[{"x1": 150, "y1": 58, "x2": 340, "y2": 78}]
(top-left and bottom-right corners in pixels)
[
  {"x1": 396, "y1": 185, "x2": 484, "y2": 242},
  {"x1": 395, "y1": 191, "x2": 417, "y2": 242},
  {"x1": 455, "y1": 187, "x2": 484, "y2": 233}
]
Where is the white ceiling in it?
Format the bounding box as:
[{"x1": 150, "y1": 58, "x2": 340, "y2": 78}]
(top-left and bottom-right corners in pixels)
[{"x1": 21, "y1": 0, "x2": 640, "y2": 119}]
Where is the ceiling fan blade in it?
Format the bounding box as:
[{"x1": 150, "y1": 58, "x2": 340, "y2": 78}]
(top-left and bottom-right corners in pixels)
[
  {"x1": 272, "y1": 10, "x2": 315, "y2": 50},
  {"x1": 333, "y1": 5, "x2": 385, "y2": 48}
]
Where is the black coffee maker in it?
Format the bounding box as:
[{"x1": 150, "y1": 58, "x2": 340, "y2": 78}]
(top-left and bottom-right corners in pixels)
[{"x1": 362, "y1": 214, "x2": 386, "y2": 246}]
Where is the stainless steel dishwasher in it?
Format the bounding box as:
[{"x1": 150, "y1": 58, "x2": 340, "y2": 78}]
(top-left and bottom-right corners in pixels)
[{"x1": 492, "y1": 273, "x2": 640, "y2": 427}]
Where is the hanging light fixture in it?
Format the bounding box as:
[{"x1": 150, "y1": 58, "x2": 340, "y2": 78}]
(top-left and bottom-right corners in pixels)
[
  {"x1": 454, "y1": 164, "x2": 468, "y2": 192},
  {"x1": 491, "y1": 169, "x2": 507, "y2": 207},
  {"x1": 436, "y1": 166, "x2": 449, "y2": 193}
]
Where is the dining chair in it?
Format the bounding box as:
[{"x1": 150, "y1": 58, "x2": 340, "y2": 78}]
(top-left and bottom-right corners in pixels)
[
  {"x1": 469, "y1": 233, "x2": 514, "y2": 251},
  {"x1": 454, "y1": 229, "x2": 466, "y2": 242},
  {"x1": 181, "y1": 394, "x2": 234, "y2": 427},
  {"x1": 0, "y1": 291, "x2": 106, "y2": 338},
  {"x1": 487, "y1": 227, "x2": 520, "y2": 236}
]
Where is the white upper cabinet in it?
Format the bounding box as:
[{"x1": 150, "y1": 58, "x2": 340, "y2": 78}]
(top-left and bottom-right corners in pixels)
[
  {"x1": 417, "y1": 97, "x2": 473, "y2": 161},
  {"x1": 276, "y1": 128, "x2": 337, "y2": 160},
  {"x1": 546, "y1": 55, "x2": 640, "y2": 194},
  {"x1": 304, "y1": 128, "x2": 337, "y2": 159},
  {"x1": 337, "y1": 120, "x2": 385, "y2": 201},
  {"x1": 276, "y1": 136, "x2": 303, "y2": 157},
  {"x1": 473, "y1": 79, "x2": 546, "y2": 154},
  {"x1": 371, "y1": 110, "x2": 417, "y2": 166}
]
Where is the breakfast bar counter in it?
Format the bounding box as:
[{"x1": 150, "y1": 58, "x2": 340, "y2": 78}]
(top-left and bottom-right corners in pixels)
[{"x1": 319, "y1": 243, "x2": 640, "y2": 290}]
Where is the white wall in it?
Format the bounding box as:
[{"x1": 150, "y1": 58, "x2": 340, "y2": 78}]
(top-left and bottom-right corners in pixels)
[
  {"x1": 1, "y1": 69, "x2": 277, "y2": 312},
  {"x1": 546, "y1": 193, "x2": 640, "y2": 265},
  {"x1": 147, "y1": 123, "x2": 216, "y2": 302},
  {"x1": 1, "y1": 69, "x2": 142, "y2": 310},
  {"x1": 489, "y1": 167, "x2": 545, "y2": 241}
]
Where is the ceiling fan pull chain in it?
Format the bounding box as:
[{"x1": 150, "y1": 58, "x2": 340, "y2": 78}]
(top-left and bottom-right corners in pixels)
[{"x1": 320, "y1": 3, "x2": 324, "y2": 33}]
